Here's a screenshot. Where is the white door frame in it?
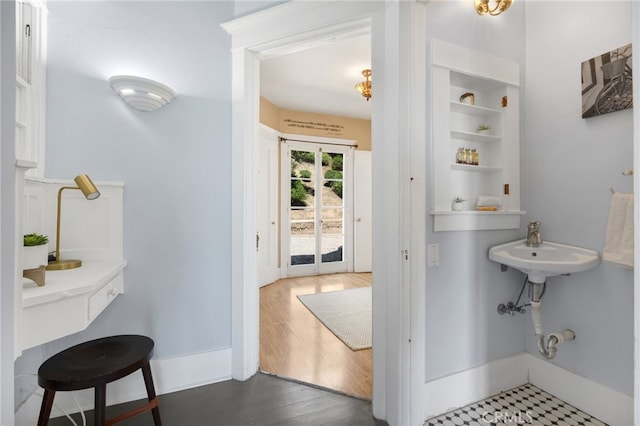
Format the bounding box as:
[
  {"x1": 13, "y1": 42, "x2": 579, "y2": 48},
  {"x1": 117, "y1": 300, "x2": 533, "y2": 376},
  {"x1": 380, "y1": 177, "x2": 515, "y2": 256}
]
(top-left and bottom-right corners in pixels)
[{"x1": 222, "y1": 2, "x2": 427, "y2": 424}]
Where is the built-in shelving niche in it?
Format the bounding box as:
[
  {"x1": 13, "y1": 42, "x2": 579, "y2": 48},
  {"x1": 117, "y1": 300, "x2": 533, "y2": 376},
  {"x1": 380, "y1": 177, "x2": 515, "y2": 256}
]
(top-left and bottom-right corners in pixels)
[{"x1": 429, "y1": 39, "x2": 525, "y2": 231}]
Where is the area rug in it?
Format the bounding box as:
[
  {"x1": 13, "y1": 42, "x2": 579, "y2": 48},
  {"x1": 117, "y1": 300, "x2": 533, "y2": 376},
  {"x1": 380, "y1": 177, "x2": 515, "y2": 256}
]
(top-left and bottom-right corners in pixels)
[{"x1": 297, "y1": 287, "x2": 371, "y2": 350}]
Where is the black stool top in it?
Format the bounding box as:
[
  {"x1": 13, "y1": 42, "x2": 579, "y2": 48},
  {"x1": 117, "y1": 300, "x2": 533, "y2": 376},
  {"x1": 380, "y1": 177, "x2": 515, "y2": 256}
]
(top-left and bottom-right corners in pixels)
[{"x1": 38, "y1": 335, "x2": 154, "y2": 392}]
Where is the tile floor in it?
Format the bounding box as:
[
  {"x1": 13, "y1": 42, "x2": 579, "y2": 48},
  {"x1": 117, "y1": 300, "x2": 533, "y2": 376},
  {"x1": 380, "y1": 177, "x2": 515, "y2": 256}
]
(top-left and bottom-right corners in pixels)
[{"x1": 426, "y1": 383, "x2": 607, "y2": 426}]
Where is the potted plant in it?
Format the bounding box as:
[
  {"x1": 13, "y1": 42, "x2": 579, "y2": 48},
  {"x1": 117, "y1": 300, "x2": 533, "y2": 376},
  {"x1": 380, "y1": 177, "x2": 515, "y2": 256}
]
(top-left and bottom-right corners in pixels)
[
  {"x1": 452, "y1": 196, "x2": 466, "y2": 211},
  {"x1": 23, "y1": 233, "x2": 49, "y2": 270},
  {"x1": 477, "y1": 124, "x2": 491, "y2": 135}
]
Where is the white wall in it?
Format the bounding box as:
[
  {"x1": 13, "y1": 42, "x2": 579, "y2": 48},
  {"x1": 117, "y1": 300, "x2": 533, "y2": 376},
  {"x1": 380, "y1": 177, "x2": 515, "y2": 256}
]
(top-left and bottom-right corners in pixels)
[
  {"x1": 14, "y1": 0, "x2": 236, "y2": 402},
  {"x1": 524, "y1": 1, "x2": 633, "y2": 396},
  {"x1": 423, "y1": 0, "x2": 527, "y2": 382}
]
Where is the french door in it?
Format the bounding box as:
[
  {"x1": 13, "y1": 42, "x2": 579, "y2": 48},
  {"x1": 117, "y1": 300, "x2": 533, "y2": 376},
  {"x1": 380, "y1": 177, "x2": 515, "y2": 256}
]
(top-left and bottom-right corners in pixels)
[{"x1": 282, "y1": 140, "x2": 353, "y2": 277}]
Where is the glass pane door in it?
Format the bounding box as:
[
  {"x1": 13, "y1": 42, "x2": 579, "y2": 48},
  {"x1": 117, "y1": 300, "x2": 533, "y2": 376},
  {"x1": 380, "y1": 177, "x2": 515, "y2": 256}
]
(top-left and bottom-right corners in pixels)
[
  {"x1": 321, "y1": 152, "x2": 344, "y2": 265},
  {"x1": 285, "y1": 143, "x2": 351, "y2": 276},
  {"x1": 290, "y1": 149, "x2": 316, "y2": 267}
]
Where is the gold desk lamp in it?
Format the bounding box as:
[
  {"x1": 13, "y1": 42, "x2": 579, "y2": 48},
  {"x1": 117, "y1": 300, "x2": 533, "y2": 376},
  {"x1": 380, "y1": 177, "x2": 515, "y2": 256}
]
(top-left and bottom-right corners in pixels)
[{"x1": 46, "y1": 174, "x2": 100, "y2": 271}]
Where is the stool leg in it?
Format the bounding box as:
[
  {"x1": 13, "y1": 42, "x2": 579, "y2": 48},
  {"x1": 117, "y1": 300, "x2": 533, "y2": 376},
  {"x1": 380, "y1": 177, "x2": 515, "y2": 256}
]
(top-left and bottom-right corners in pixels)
[
  {"x1": 37, "y1": 389, "x2": 55, "y2": 426},
  {"x1": 94, "y1": 384, "x2": 107, "y2": 425},
  {"x1": 141, "y1": 363, "x2": 162, "y2": 425}
]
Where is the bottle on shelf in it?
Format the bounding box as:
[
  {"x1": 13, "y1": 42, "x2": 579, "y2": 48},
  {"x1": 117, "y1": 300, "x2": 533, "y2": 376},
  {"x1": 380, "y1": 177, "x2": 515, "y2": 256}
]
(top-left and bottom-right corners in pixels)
[
  {"x1": 471, "y1": 149, "x2": 479, "y2": 166},
  {"x1": 456, "y1": 147, "x2": 465, "y2": 164}
]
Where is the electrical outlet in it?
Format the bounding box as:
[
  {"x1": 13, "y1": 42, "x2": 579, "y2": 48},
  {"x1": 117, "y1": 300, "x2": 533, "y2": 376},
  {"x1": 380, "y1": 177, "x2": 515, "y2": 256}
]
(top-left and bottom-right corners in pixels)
[{"x1": 428, "y1": 243, "x2": 439, "y2": 267}]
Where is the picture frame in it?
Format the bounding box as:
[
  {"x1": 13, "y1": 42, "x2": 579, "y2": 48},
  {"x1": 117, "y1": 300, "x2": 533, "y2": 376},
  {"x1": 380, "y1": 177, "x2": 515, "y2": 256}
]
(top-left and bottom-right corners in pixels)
[{"x1": 581, "y1": 43, "x2": 633, "y2": 118}]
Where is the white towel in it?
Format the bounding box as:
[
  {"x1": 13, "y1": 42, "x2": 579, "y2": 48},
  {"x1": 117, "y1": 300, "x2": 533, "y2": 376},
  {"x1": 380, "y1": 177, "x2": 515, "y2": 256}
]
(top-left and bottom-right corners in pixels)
[
  {"x1": 476, "y1": 195, "x2": 502, "y2": 208},
  {"x1": 603, "y1": 192, "x2": 634, "y2": 268}
]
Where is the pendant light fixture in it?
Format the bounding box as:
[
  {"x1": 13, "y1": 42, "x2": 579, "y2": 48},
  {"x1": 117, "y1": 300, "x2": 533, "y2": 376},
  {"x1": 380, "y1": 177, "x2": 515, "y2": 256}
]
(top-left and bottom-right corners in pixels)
[
  {"x1": 355, "y1": 69, "x2": 372, "y2": 101},
  {"x1": 474, "y1": 0, "x2": 513, "y2": 16}
]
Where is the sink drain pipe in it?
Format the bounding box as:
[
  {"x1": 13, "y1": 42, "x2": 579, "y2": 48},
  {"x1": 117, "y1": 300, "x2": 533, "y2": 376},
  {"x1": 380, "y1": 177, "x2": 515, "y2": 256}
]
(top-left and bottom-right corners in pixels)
[{"x1": 529, "y1": 280, "x2": 575, "y2": 359}]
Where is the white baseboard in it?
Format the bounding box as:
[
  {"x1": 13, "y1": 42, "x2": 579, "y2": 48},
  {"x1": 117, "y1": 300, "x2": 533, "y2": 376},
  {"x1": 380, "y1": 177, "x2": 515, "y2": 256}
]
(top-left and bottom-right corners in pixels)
[
  {"x1": 15, "y1": 348, "x2": 232, "y2": 425},
  {"x1": 527, "y1": 354, "x2": 633, "y2": 426},
  {"x1": 423, "y1": 352, "x2": 633, "y2": 426},
  {"x1": 424, "y1": 353, "x2": 529, "y2": 419}
]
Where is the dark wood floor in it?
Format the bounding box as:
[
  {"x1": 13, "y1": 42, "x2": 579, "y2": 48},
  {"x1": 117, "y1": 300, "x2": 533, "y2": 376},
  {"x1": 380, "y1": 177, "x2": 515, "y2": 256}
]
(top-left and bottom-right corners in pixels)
[{"x1": 49, "y1": 373, "x2": 387, "y2": 425}]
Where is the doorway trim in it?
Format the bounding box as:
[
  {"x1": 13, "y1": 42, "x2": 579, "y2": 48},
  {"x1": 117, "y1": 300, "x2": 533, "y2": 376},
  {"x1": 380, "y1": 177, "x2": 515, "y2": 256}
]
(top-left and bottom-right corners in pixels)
[{"x1": 222, "y1": 2, "x2": 427, "y2": 424}]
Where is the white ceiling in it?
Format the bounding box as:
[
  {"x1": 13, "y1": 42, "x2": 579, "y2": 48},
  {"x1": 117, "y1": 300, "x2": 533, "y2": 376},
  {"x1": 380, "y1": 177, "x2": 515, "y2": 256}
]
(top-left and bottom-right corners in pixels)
[{"x1": 260, "y1": 34, "x2": 372, "y2": 120}]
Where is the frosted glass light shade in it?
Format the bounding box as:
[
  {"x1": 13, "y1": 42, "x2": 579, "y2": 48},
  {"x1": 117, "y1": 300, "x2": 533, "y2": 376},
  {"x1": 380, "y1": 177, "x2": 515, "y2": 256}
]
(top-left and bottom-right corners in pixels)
[{"x1": 109, "y1": 75, "x2": 176, "y2": 112}]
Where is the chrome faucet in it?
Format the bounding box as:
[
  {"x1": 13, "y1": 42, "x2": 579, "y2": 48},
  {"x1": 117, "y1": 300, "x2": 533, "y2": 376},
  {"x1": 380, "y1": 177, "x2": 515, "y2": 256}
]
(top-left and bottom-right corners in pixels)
[{"x1": 526, "y1": 220, "x2": 542, "y2": 247}]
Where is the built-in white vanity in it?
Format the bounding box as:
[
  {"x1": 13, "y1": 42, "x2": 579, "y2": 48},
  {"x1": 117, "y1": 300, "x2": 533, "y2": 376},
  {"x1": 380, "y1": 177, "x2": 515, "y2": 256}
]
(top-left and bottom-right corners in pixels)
[
  {"x1": 17, "y1": 178, "x2": 125, "y2": 354},
  {"x1": 429, "y1": 40, "x2": 525, "y2": 231},
  {"x1": 14, "y1": 0, "x2": 125, "y2": 357}
]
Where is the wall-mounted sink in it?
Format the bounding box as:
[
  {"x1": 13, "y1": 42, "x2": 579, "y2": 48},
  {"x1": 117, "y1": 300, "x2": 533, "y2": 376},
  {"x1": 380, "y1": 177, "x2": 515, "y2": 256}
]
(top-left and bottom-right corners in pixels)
[{"x1": 488, "y1": 239, "x2": 600, "y2": 283}]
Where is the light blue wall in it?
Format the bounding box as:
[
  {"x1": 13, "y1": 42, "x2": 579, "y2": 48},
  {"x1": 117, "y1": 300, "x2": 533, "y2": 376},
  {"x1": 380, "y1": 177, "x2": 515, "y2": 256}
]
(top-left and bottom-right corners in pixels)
[
  {"x1": 16, "y1": 1, "x2": 235, "y2": 367},
  {"x1": 424, "y1": 0, "x2": 528, "y2": 381},
  {"x1": 524, "y1": 1, "x2": 633, "y2": 396}
]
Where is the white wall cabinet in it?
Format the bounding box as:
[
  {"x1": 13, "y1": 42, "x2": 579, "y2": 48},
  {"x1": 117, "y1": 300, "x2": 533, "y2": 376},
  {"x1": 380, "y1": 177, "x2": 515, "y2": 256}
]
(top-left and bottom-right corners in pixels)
[
  {"x1": 429, "y1": 40, "x2": 524, "y2": 231},
  {"x1": 15, "y1": 0, "x2": 46, "y2": 176}
]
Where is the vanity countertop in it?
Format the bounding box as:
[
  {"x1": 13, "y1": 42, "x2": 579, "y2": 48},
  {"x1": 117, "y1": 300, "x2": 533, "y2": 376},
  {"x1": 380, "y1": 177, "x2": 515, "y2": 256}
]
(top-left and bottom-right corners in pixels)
[{"x1": 23, "y1": 260, "x2": 127, "y2": 307}]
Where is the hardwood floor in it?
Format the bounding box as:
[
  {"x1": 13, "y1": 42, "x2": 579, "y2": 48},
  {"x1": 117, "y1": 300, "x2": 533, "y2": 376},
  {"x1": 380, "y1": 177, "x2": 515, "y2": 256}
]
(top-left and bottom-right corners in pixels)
[
  {"x1": 259, "y1": 273, "x2": 372, "y2": 400},
  {"x1": 49, "y1": 373, "x2": 386, "y2": 426}
]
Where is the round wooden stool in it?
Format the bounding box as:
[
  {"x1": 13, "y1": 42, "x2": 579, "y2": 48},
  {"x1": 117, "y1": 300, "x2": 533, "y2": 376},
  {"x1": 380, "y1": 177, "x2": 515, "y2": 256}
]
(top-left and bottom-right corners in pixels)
[{"x1": 37, "y1": 335, "x2": 162, "y2": 426}]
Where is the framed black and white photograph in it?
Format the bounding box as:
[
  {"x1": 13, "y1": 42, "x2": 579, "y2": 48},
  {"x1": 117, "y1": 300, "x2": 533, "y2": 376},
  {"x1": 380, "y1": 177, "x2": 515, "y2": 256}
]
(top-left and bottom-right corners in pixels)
[{"x1": 581, "y1": 43, "x2": 633, "y2": 118}]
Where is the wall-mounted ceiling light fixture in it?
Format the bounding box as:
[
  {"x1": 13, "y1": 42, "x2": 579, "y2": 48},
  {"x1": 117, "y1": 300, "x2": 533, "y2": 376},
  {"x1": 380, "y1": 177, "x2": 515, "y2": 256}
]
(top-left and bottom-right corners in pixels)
[
  {"x1": 47, "y1": 175, "x2": 101, "y2": 271},
  {"x1": 109, "y1": 75, "x2": 176, "y2": 112},
  {"x1": 474, "y1": 0, "x2": 513, "y2": 16},
  {"x1": 355, "y1": 69, "x2": 372, "y2": 101}
]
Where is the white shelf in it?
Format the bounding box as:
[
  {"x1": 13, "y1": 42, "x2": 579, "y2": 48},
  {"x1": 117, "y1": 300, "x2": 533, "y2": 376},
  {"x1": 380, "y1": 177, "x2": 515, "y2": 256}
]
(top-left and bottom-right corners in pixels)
[
  {"x1": 451, "y1": 163, "x2": 501, "y2": 172},
  {"x1": 431, "y1": 210, "x2": 525, "y2": 215},
  {"x1": 450, "y1": 102, "x2": 501, "y2": 116},
  {"x1": 430, "y1": 210, "x2": 526, "y2": 232},
  {"x1": 451, "y1": 130, "x2": 501, "y2": 143},
  {"x1": 15, "y1": 158, "x2": 37, "y2": 169}
]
